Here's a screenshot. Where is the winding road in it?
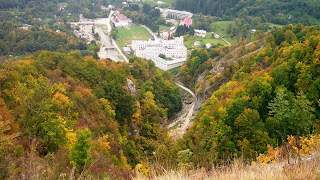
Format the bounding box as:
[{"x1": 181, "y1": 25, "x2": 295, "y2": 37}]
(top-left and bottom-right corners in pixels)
[{"x1": 168, "y1": 82, "x2": 196, "y2": 139}]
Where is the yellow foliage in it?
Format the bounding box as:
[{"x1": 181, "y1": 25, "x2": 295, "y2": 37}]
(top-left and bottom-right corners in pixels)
[
  {"x1": 299, "y1": 135, "x2": 320, "y2": 155},
  {"x1": 135, "y1": 162, "x2": 150, "y2": 176},
  {"x1": 96, "y1": 135, "x2": 111, "y2": 151},
  {"x1": 53, "y1": 92, "x2": 72, "y2": 108},
  {"x1": 257, "y1": 134, "x2": 320, "y2": 165},
  {"x1": 315, "y1": 45, "x2": 320, "y2": 64},
  {"x1": 132, "y1": 102, "x2": 142, "y2": 127},
  {"x1": 91, "y1": 135, "x2": 112, "y2": 160},
  {"x1": 74, "y1": 85, "x2": 93, "y2": 97},
  {"x1": 257, "y1": 145, "x2": 280, "y2": 164},
  {"x1": 66, "y1": 131, "x2": 76, "y2": 149}
]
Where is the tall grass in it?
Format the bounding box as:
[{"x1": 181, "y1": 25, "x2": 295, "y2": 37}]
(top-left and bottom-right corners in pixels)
[{"x1": 135, "y1": 157, "x2": 320, "y2": 180}]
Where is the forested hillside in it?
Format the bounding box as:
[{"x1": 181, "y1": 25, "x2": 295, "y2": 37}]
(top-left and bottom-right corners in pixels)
[
  {"x1": 0, "y1": 52, "x2": 182, "y2": 179},
  {"x1": 175, "y1": 0, "x2": 320, "y2": 25},
  {"x1": 1, "y1": 0, "x2": 320, "y2": 179},
  {"x1": 176, "y1": 25, "x2": 320, "y2": 168},
  {"x1": 0, "y1": 0, "x2": 122, "y2": 57},
  {"x1": 0, "y1": 22, "x2": 90, "y2": 56}
]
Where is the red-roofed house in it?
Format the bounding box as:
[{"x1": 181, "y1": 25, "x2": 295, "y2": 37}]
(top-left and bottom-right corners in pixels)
[{"x1": 181, "y1": 16, "x2": 192, "y2": 27}]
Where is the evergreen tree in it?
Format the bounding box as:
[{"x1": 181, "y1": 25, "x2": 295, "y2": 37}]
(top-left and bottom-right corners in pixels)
[{"x1": 70, "y1": 129, "x2": 92, "y2": 171}]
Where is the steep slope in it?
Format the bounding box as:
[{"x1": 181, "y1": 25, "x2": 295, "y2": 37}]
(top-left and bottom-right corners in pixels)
[
  {"x1": 0, "y1": 51, "x2": 182, "y2": 179},
  {"x1": 175, "y1": 25, "x2": 320, "y2": 168}
]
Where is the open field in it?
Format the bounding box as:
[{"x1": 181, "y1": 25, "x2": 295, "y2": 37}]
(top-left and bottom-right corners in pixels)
[
  {"x1": 142, "y1": 0, "x2": 174, "y2": 7},
  {"x1": 184, "y1": 34, "x2": 228, "y2": 49},
  {"x1": 211, "y1": 21, "x2": 237, "y2": 43},
  {"x1": 115, "y1": 25, "x2": 152, "y2": 48},
  {"x1": 159, "y1": 24, "x2": 172, "y2": 31}
]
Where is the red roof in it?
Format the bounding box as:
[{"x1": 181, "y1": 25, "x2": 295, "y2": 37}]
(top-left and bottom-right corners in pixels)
[{"x1": 182, "y1": 16, "x2": 192, "y2": 27}]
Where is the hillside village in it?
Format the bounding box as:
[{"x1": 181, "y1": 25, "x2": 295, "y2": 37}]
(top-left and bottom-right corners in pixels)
[{"x1": 68, "y1": 2, "x2": 229, "y2": 71}]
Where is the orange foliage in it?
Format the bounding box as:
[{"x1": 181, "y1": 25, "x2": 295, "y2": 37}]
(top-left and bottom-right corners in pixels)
[
  {"x1": 53, "y1": 92, "x2": 72, "y2": 108},
  {"x1": 74, "y1": 85, "x2": 93, "y2": 98}
]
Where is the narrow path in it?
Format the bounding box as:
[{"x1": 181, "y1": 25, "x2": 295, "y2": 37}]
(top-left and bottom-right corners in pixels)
[
  {"x1": 221, "y1": 37, "x2": 232, "y2": 46},
  {"x1": 168, "y1": 82, "x2": 196, "y2": 139},
  {"x1": 111, "y1": 39, "x2": 129, "y2": 62},
  {"x1": 213, "y1": 31, "x2": 231, "y2": 46}
]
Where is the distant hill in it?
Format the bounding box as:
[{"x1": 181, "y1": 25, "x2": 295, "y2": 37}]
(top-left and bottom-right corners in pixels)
[{"x1": 175, "y1": 0, "x2": 320, "y2": 25}]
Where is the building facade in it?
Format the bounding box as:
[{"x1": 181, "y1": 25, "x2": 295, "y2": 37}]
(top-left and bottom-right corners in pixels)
[
  {"x1": 132, "y1": 37, "x2": 188, "y2": 70},
  {"x1": 158, "y1": 8, "x2": 193, "y2": 20}
]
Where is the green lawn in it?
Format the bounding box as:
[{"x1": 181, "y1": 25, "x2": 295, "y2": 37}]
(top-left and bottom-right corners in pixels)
[
  {"x1": 115, "y1": 25, "x2": 152, "y2": 48},
  {"x1": 211, "y1": 21, "x2": 237, "y2": 43},
  {"x1": 142, "y1": 0, "x2": 174, "y2": 7},
  {"x1": 184, "y1": 34, "x2": 228, "y2": 49},
  {"x1": 159, "y1": 24, "x2": 172, "y2": 31}
]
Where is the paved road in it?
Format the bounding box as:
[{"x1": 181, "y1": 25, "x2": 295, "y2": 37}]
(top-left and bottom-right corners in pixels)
[
  {"x1": 71, "y1": 13, "x2": 128, "y2": 62},
  {"x1": 106, "y1": 10, "x2": 128, "y2": 62},
  {"x1": 168, "y1": 82, "x2": 196, "y2": 139},
  {"x1": 95, "y1": 26, "x2": 123, "y2": 61}
]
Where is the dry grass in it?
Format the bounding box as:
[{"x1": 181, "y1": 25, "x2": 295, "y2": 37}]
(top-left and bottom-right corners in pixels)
[{"x1": 135, "y1": 158, "x2": 320, "y2": 180}]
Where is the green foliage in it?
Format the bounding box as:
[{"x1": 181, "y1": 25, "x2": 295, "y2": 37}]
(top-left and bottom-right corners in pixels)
[
  {"x1": 70, "y1": 129, "x2": 92, "y2": 171},
  {"x1": 130, "y1": 58, "x2": 182, "y2": 118},
  {"x1": 0, "y1": 51, "x2": 182, "y2": 178},
  {"x1": 3, "y1": 76, "x2": 72, "y2": 153},
  {"x1": 267, "y1": 88, "x2": 316, "y2": 141},
  {"x1": 180, "y1": 48, "x2": 214, "y2": 87},
  {"x1": 175, "y1": 0, "x2": 320, "y2": 25},
  {"x1": 123, "y1": 3, "x2": 162, "y2": 32},
  {"x1": 177, "y1": 149, "x2": 193, "y2": 170},
  {"x1": 0, "y1": 22, "x2": 88, "y2": 56},
  {"x1": 175, "y1": 25, "x2": 194, "y2": 37},
  {"x1": 177, "y1": 25, "x2": 320, "y2": 167}
]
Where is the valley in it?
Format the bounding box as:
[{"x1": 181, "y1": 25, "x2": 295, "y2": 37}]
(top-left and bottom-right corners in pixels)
[{"x1": 0, "y1": 0, "x2": 320, "y2": 179}]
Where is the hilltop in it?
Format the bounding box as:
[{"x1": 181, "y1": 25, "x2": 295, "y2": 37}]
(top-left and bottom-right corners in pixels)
[{"x1": 175, "y1": 0, "x2": 320, "y2": 25}]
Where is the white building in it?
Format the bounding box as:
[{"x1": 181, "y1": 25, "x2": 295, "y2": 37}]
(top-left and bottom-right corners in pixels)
[
  {"x1": 132, "y1": 37, "x2": 188, "y2": 70},
  {"x1": 123, "y1": 46, "x2": 132, "y2": 54},
  {"x1": 195, "y1": 29, "x2": 207, "y2": 38},
  {"x1": 213, "y1": 33, "x2": 220, "y2": 39},
  {"x1": 158, "y1": 8, "x2": 193, "y2": 20}
]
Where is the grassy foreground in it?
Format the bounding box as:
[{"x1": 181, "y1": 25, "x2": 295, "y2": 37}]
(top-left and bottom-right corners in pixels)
[{"x1": 135, "y1": 157, "x2": 320, "y2": 180}]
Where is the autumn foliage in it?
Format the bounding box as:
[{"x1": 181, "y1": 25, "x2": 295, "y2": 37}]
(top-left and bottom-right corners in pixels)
[{"x1": 0, "y1": 52, "x2": 182, "y2": 179}]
